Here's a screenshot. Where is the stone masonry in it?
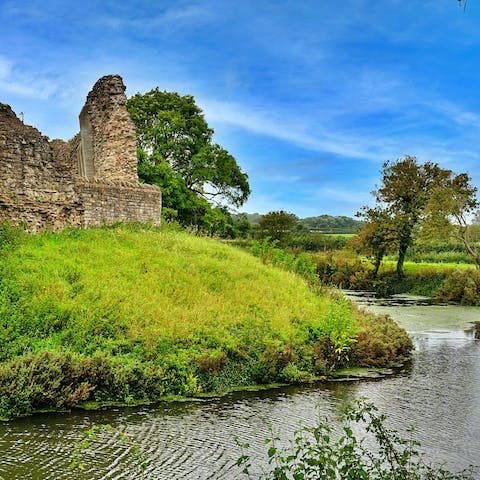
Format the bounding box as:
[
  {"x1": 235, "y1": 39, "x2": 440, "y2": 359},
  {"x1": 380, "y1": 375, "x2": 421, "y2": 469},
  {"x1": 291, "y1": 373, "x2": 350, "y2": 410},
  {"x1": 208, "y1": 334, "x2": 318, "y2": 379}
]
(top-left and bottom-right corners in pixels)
[{"x1": 0, "y1": 75, "x2": 161, "y2": 232}]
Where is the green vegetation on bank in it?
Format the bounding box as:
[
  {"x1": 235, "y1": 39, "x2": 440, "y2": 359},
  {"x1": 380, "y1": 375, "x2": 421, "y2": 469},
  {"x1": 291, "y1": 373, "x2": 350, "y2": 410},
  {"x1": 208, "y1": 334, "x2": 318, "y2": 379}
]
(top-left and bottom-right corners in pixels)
[
  {"x1": 0, "y1": 224, "x2": 411, "y2": 418},
  {"x1": 313, "y1": 250, "x2": 480, "y2": 304}
]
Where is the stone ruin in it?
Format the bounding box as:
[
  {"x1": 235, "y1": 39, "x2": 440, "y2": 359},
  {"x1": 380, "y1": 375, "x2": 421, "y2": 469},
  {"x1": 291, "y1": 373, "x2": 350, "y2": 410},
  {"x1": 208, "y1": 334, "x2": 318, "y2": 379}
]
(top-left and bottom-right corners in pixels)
[{"x1": 0, "y1": 74, "x2": 161, "y2": 232}]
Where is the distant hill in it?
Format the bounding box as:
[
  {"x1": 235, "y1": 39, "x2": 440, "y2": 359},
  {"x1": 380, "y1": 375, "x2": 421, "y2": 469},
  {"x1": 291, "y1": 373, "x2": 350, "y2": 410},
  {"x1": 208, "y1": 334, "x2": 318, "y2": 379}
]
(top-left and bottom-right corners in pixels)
[
  {"x1": 298, "y1": 215, "x2": 362, "y2": 234},
  {"x1": 236, "y1": 212, "x2": 262, "y2": 224},
  {"x1": 237, "y1": 213, "x2": 362, "y2": 234}
]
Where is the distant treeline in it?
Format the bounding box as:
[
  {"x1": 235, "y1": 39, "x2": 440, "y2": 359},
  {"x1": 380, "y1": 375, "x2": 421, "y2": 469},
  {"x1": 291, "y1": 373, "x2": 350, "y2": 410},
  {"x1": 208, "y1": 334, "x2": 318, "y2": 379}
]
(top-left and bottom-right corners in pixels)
[
  {"x1": 298, "y1": 215, "x2": 362, "y2": 233},
  {"x1": 238, "y1": 213, "x2": 362, "y2": 234}
]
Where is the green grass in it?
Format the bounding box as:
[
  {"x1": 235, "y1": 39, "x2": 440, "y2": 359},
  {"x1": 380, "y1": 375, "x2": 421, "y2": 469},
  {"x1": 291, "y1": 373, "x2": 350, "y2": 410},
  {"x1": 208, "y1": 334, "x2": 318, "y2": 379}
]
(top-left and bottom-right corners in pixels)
[
  {"x1": 382, "y1": 260, "x2": 473, "y2": 272},
  {"x1": 323, "y1": 233, "x2": 355, "y2": 238},
  {"x1": 0, "y1": 224, "x2": 412, "y2": 417}
]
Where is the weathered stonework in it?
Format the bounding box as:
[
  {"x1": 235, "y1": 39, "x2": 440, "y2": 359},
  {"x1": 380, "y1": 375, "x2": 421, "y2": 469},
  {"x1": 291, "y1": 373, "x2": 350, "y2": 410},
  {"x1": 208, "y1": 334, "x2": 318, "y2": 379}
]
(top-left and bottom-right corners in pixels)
[{"x1": 0, "y1": 75, "x2": 161, "y2": 232}]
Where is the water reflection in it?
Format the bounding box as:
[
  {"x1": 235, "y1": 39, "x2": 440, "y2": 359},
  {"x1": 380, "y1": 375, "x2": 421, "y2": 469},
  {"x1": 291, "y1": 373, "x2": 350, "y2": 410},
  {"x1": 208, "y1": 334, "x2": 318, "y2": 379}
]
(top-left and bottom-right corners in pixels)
[{"x1": 1, "y1": 297, "x2": 480, "y2": 479}]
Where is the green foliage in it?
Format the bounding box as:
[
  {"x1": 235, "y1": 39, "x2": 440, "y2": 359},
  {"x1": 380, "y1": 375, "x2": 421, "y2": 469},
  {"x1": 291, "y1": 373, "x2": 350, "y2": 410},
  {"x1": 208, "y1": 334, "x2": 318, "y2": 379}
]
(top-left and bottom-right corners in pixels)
[
  {"x1": 359, "y1": 156, "x2": 456, "y2": 278},
  {"x1": 256, "y1": 211, "x2": 298, "y2": 247},
  {"x1": 313, "y1": 251, "x2": 373, "y2": 290},
  {"x1": 402, "y1": 240, "x2": 478, "y2": 264},
  {"x1": 126, "y1": 89, "x2": 250, "y2": 231},
  {"x1": 0, "y1": 221, "x2": 25, "y2": 250},
  {"x1": 70, "y1": 424, "x2": 148, "y2": 475},
  {"x1": 433, "y1": 269, "x2": 480, "y2": 305},
  {"x1": 352, "y1": 208, "x2": 397, "y2": 277},
  {"x1": 0, "y1": 224, "x2": 412, "y2": 417},
  {"x1": 313, "y1": 250, "x2": 475, "y2": 300},
  {"x1": 0, "y1": 352, "x2": 172, "y2": 417},
  {"x1": 290, "y1": 233, "x2": 349, "y2": 252},
  {"x1": 354, "y1": 312, "x2": 413, "y2": 366},
  {"x1": 297, "y1": 215, "x2": 362, "y2": 234},
  {"x1": 422, "y1": 172, "x2": 479, "y2": 269},
  {"x1": 250, "y1": 237, "x2": 317, "y2": 282},
  {"x1": 237, "y1": 401, "x2": 476, "y2": 480}
]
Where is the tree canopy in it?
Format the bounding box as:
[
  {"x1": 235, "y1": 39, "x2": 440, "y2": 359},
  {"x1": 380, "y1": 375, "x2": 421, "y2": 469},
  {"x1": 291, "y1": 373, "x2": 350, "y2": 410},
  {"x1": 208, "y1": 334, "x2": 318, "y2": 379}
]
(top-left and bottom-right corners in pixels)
[
  {"x1": 126, "y1": 89, "x2": 250, "y2": 234},
  {"x1": 422, "y1": 172, "x2": 479, "y2": 268},
  {"x1": 256, "y1": 210, "x2": 298, "y2": 247},
  {"x1": 358, "y1": 155, "x2": 478, "y2": 276},
  {"x1": 352, "y1": 207, "x2": 396, "y2": 277}
]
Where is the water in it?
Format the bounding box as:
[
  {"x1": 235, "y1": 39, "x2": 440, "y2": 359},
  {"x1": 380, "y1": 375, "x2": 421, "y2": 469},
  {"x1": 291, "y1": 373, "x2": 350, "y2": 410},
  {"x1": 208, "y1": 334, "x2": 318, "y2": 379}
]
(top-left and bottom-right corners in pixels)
[{"x1": 1, "y1": 295, "x2": 479, "y2": 479}]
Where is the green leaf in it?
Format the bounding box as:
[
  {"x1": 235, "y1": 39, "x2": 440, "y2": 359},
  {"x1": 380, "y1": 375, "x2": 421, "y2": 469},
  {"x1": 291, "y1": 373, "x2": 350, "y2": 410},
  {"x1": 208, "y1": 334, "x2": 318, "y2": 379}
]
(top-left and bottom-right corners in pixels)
[{"x1": 267, "y1": 446, "x2": 276, "y2": 458}]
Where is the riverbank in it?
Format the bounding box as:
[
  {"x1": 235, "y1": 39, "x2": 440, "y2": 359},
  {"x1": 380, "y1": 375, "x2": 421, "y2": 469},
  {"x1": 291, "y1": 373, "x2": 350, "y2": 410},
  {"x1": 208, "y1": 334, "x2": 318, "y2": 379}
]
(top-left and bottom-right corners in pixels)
[
  {"x1": 1, "y1": 304, "x2": 477, "y2": 479},
  {"x1": 0, "y1": 223, "x2": 412, "y2": 418},
  {"x1": 312, "y1": 250, "x2": 480, "y2": 304}
]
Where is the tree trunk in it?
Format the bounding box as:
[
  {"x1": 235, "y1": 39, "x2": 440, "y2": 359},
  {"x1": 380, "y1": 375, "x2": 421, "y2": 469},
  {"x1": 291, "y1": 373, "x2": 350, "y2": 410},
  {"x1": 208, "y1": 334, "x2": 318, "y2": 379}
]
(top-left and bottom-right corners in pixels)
[
  {"x1": 461, "y1": 236, "x2": 480, "y2": 270},
  {"x1": 396, "y1": 242, "x2": 408, "y2": 278},
  {"x1": 373, "y1": 255, "x2": 382, "y2": 278}
]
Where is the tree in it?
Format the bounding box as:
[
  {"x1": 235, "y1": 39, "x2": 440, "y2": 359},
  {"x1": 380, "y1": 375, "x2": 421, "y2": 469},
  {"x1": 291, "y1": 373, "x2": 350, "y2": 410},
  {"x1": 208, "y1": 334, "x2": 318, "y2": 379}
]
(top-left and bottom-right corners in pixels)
[
  {"x1": 257, "y1": 210, "x2": 298, "y2": 246},
  {"x1": 351, "y1": 207, "x2": 396, "y2": 278},
  {"x1": 422, "y1": 172, "x2": 479, "y2": 269},
  {"x1": 126, "y1": 89, "x2": 250, "y2": 228},
  {"x1": 360, "y1": 156, "x2": 450, "y2": 278}
]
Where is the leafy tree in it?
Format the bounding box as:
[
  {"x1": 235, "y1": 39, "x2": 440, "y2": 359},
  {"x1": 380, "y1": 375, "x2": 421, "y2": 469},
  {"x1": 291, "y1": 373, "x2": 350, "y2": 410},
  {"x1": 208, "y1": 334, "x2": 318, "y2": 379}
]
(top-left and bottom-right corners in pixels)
[
  {"x1": 351, "y1": 207, "x2": 396, "y2": 277},
  {"x1": 361, "y1": 156, "x2": 450, "y2": 278},
  {"x1": 126, "y1": 89, "x2": 250, "y2": 230},
  {"x1": 422, "y1": 172, "x2": 479, "y2": 269},
  {"x1": 256, "y1": 210, "x2": 298, "y2": 247}
]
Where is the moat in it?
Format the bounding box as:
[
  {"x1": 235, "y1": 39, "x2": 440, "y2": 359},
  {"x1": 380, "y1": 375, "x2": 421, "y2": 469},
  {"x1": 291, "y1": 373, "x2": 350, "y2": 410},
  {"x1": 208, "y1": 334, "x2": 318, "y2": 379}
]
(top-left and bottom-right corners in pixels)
[{"x1": 1, "y1": 295, "x2": 479, "y2": 479}]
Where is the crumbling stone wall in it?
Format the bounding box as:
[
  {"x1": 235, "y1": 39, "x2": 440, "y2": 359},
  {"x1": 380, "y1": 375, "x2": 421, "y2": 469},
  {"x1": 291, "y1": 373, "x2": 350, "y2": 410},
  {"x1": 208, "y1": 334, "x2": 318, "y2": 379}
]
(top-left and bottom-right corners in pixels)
[
  {"x1": 0, "y1": 75, "x2": 161, "y2": 232},
  {"x1": 78, "y1": 75, "x2": 139, "y2": 183}
]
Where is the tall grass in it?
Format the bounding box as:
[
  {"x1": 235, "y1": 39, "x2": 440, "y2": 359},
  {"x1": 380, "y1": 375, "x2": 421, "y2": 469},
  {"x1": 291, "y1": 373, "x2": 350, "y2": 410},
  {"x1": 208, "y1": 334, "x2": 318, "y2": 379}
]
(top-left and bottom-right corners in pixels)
[{"x1": 0, "y1": 224, "x2": 412, "y2": 417}]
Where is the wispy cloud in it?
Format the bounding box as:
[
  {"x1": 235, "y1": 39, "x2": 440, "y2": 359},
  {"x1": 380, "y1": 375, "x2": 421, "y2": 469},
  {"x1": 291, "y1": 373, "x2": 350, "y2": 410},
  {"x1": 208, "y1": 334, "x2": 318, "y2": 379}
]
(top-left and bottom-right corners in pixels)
[
  {"x1": 0, "y1": 63, "x2": 57, "y2": 100},
  {"x1": 100, "y1": 3, "x2": 214, "y2": 32},
  {"x1": 201, "y1": 94, "x2": 480, "y2": 173},
  {"x1": 201, "y1": 98, "x2": 386, "y2": 161},
  {"x1": 0, "y1": 56, "x2": 12, "y2": 79},
  {"x1": 315, "y1": 187, "x2": 371, "y2": 207}
]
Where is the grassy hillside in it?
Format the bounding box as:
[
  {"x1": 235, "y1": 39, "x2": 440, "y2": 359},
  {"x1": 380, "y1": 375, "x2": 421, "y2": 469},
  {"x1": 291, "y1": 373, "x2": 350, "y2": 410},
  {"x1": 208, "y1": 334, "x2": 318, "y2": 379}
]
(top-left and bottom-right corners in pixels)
[{"x1": 0, "y1": 224, "x2": 411, "y2": 418}]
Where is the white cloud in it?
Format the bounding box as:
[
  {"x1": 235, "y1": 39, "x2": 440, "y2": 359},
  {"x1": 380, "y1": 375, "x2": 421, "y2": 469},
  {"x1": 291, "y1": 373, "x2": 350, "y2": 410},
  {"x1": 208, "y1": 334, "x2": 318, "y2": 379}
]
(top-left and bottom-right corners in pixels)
[
  {"x1": 0, "y1": 55, "x2": 59, "y2": 100},
  {"x1": 200, "y1": 98, "x2": 385, "y2": 161},
  {"x1": 100, "y1": 4, "x2": 214, "y2": 32},
  {"x1": 316, "y1": 187, "x2": 371, "y2": 206},
  {"x1": 0, "y1": 56, "x2": 11, "y2": 79}
]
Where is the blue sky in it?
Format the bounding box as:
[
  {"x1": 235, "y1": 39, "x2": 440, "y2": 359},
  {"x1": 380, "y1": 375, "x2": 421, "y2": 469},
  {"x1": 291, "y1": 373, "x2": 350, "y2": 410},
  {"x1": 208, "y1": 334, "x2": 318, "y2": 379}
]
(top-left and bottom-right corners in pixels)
[{"x1": 1, "y1": 0, "x2": 479, "y2": 217}]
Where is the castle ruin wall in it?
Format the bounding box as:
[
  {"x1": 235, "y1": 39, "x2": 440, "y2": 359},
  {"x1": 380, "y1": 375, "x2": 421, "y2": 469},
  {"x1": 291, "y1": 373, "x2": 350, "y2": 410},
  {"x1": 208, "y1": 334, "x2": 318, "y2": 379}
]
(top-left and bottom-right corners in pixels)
[{"x1": 0, "y1": 75, "x2": 161, "y2": 232}]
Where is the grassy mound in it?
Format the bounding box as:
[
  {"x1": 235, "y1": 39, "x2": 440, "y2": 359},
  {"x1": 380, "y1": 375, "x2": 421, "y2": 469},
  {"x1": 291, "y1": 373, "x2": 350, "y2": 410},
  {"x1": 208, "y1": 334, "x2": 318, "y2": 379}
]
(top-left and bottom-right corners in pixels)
[{"x1": 0, "y1": 224, "x2": 412, "y2": 417}]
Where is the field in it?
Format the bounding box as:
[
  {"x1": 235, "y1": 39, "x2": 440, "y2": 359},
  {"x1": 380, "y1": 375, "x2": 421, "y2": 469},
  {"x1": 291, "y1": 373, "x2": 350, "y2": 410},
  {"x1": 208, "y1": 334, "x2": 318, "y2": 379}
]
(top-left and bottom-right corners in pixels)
[{"x1": 381, "y1": 260, "x2": 473, "y2": 273}]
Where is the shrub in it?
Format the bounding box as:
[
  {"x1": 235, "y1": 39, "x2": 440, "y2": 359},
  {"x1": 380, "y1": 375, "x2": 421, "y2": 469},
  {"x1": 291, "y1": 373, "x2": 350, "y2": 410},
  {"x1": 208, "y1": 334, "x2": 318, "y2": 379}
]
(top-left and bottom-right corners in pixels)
[
  {"x1": 0, "y1": 352, "x2": 173, "y2": 418},
  {"x1": 237, "y1": 401, "x2": 476, "y2": 480},
  {"x1": 312, "y1": 252, "x2": 373, "y2": 289},
  {"x1": 352, "y1": 312, "x2": 413, "y2": 366},
  {"x1": 250, "y1": 238, "x2": 317, "y2": 282},
  {"x1": 434, "y1": 269, "x2": 480, "y2": 305}
]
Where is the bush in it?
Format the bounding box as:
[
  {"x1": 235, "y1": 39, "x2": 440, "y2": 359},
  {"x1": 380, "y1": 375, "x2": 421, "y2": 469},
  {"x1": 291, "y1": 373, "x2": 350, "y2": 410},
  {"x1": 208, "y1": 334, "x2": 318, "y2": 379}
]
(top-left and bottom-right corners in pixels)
[
  {"x1": 0, "y1": 352, "x2": 172, "y2": 417},
  {"x1": 352, "y1": 310, "x2": 413, "y2": 367},
  {"x1": 250, "y1": 238, "x2": 317, "y2": 282},
  {"x1": 291, "y1": 234, "x2": 348, "y2": 252},
  {"x1": 434, "y1": 269, "x2": 480, "y2": 305},
  {"x1": 237, "y1": 401, "x2": 476, "y2": 480},
  {"x1": 313, "y1": 252, "x2": 373, "y2": 289}
]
